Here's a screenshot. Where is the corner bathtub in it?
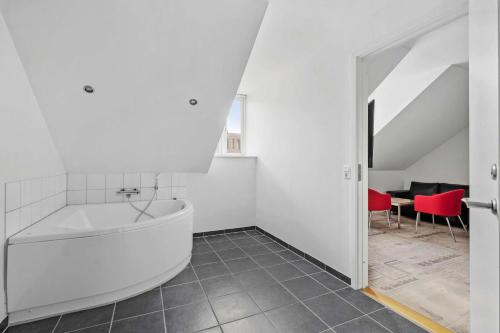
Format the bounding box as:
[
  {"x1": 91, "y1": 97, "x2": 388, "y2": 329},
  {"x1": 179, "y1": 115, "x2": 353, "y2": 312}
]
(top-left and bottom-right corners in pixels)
[{"x1": 7, "y1": 200, "x2": 193, "y2": 324}]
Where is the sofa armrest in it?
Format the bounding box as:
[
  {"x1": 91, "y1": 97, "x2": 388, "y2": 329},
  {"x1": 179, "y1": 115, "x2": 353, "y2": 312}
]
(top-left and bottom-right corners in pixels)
[{"x1": 387, "y1": 190, "x2": 411, "y2": 199}]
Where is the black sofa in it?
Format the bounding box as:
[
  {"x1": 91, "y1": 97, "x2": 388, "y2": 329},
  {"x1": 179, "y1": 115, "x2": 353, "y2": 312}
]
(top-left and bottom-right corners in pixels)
[{"x1": 387, "y1": 181, "x2": 469, "y2": 227}]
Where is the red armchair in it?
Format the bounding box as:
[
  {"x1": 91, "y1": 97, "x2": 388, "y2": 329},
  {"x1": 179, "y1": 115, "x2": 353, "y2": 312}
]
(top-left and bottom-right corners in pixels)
[
  {"x1": 368, "y1": 188, "x2": 392, "y2": 229},
  {"x1": 414, "y1": 189, "x2": 467, "y2": 241}
]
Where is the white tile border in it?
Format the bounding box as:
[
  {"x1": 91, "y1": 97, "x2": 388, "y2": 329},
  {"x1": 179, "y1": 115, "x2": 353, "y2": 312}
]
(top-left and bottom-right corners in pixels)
[
  {"x1": 66, "y1": 173, "x2": 187, "y2": 206},
  {"x1": 4, "y1": 173, "x2": 67, "y2": 239}
]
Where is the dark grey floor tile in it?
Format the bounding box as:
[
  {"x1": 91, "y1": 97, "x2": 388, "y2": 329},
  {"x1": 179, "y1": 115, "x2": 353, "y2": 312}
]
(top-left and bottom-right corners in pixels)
[
  {"x1": 336, "y1": 288, "x2": 384, "y2": 314},
  {"x1": 7, "y1": 316, "x2": 60, "y2": 333},
  {"x1": 241, "y1": 244, "x2": 272, "y2": 256},
  {"x1": 111, "y1": 312, "x2": 164, "y2": 333},
  {"x1": 245, "y1": 230, "x2": 262, "y2": 236},
  {"x1": 210, "y1": 240, "x2": 238, "y2": 251},
  {"x1": 251, "y1": 253, "x2": 286, "y2": 267},
  {"x1": 253, "y1": 235, "x2": 273, "y2": 244},
  {"x1": 266, "y1": 303, "x2": 327, "y2": 333},
  {"x1": 191, "y1": 252, "x2": 221, "y2": 266},
  {"x1": 114, "y1": 288, "x2": 162, "y2": 320},
  {"x1": 278, "y1": 250, "x2": 303, "y2": 262},
  {"x1": 234, "y1": 269, "x2": 277, "y2": 289},
  {"x1": 210, "y1": 292, "x2": 260, "y2": 324},
  {"x1": 310, "y1": 272, "x2": 348, "y2": 291},
  {"x1": 55, "y1": 304, "x2": 114, "y2": 333},
  {"x1": 194, "y1": 262, "x2": 231, "y2": 280},
  {"x1": 265, "y1": 242, "x2": 286, "y2": 252},
  {"x1": 222, "y1": 313, "x2": 277, "y2": 333},
  {"x1": 194, "y1": 237, "x2": 208, "y2": 245},
  {"x1": 205, "y1": 235, "x2": 230, "y2": 243},
  {"x1": 162, "y1": 281, "x2": 206, "y2": 309},
  {"x1": 334, "y1": 316, "x2": 390, "y2": 333},
  {"x1": 282, "y1": 276, "x2": 328, "y2": 300},
  {"x1": 164, "y1": 301, "x2": 218, "y2": 333},
  {"x1": 163, "y1": 266, "x2": 198, "y2": 287},
  {"x1": 226, "y1": 232, "x2": 250, "y2": 240},
  {"x1": 201, "y1": 275, "x2": 244, "y2": 298},
  {"x1": 248, "y1": 283, "x2": 297, "y2": 311},
  {"x1": 369, "y1": 309, "x2": 427, "y2": 333},
  {"x1": 304, "y1": 293, "x2": 363, "y2": 327},
  {"x1": 197, "y1": 326, "x2": 222, "y2": 333},
  {"x1": 73, "y1": 323, "x2": 111, "y2": 332},
  {"x1": 225, "y1": 257, "x2": 259, "y2": 273},
  {"x1": 217, "y1": 247, "x2": 247, "y2": 261},
  {"x1": 292, "y1": 260, "x2": 323, "y2": 274},
  {"x1": 266, "y1": 263, "x2": 305, "y2": 282},
  {"x1": 193, "y1": 242, "x2": 214, "y2": 254},
  {"x1": 233, "y1": 238, "x2": 260, "y2": 247}
]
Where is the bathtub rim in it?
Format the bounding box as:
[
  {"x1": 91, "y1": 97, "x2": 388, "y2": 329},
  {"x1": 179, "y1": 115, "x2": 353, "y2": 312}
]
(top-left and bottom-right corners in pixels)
[{"x1": 8, "y1": 199, "x2": 193, "y2": 245}]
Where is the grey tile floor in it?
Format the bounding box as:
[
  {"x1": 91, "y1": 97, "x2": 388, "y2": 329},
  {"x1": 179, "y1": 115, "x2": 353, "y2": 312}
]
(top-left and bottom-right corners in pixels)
[{"x1": 6, "y1": 230, "x2": 428, "y2": 333}]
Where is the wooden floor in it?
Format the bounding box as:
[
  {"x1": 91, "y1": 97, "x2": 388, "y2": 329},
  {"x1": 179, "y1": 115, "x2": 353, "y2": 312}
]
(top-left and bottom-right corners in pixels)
[{"x1": 369, "y1": 212, "x2": 469, "y2": 333}]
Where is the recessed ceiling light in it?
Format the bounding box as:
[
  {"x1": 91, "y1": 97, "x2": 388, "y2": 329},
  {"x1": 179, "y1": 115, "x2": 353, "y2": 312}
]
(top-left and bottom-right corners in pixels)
[{"x1": 83, "y1": 85, "x2": 94, "y2": 93}]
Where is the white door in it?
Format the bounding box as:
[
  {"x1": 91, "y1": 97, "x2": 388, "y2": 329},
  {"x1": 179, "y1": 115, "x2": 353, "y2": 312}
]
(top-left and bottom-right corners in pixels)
[{"x1": 469, "y1": 1, "x2": 500, "y2": 332}]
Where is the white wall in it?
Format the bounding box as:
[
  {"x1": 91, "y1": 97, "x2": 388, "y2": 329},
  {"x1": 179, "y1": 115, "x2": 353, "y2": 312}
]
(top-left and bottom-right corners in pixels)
[
  {"x1": 368, "y1": 127, "x2": 468, "y2": 193},
  {"x1": 67, "y1": 157, "x2": 257, "y2": 233},
  {"x1": 405, "y1": 127, "x2": 469, "y2": 186},
  {"x1": 187, "y1": 157, "x2": 256, "y2": 232},
  {"x1": 0, "y1": 12, "x2": 65, "y2": 320},
  {"x1": 241, "y1": 0, "x2": 468, "y2": 278},
  {"x1": 368, "y1": 171, "x2": 405, "y2": 192}
]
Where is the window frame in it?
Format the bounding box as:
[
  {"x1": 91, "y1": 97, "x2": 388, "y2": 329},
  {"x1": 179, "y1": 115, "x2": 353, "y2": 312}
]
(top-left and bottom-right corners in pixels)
[{"x1": 215, "y1": 94, "x2": 247, "y2": 156}]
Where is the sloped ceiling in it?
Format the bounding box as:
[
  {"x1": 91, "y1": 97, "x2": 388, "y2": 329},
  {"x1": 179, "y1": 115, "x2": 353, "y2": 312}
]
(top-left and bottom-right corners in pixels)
[
  {"x1": 365, "y1": 46, "x2": 410, "y2": 96},
  {"x1": 370, "y1": 16, "x2": 468, "y2": 134},
  {"x1": 0, "y1": 0, "x2": 267, "y2": 173},
  {"x1": 373, "y1": 65, "x2": 468, "y2": 170}
]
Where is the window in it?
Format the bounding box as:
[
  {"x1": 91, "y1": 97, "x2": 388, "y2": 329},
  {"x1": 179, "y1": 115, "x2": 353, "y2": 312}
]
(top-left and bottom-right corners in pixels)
[{"x1": 215, "y1": 94, "x2": 246, "y2": 155}]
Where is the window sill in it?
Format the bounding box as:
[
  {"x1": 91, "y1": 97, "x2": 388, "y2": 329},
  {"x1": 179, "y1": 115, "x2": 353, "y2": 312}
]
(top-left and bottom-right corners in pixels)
[{"x1": 214, "y1": 154, "x2": 257, "y2": 159}]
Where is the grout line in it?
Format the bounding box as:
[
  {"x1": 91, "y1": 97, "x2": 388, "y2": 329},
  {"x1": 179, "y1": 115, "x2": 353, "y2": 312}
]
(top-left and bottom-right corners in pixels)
[
  {"x1": 107, "y1": 302, "x2": 116, "y2": 333},
  {"x1": 5, "y1": 189, "x2": 68, "y2": 214},
  {"x1": 63, "y1": 321, "x2": 112, "y2": 333},
  {"x1": 189, "y1": 253, "x2": 220, "y2": 327},
  {"x1": 109, "y1": 309, "x2": 164, "y2": 323},
  {"x1": 158, "y1": 285, "x2": 167, "y2": 333},
  {"x1": 205, "y1": 232, "x2": 281, "y2": 332},
  {"x1": 240, "y1": 231, "x2": 372, "y2": 331},
  {"x1": 220, "y1": 231, "x2": 332, "y2": 332},
  {"x1": 51, "y1": 315, "x2": 62, "y2": 333}
]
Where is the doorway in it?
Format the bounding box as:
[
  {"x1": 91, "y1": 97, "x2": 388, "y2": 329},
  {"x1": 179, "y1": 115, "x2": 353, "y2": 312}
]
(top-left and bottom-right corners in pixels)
[{"x1": 353, "y1": 12, "x2": 470, "y2": 333}]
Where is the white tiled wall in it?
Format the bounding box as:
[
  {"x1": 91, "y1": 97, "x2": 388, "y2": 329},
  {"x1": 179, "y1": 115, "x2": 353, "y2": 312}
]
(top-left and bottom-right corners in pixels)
[
  {"x1": 5, "y1": 174, "x2": 67, "y2": 238},
  {"x1": 66, "y1": 173, "x2": 187, "y2": 205}
]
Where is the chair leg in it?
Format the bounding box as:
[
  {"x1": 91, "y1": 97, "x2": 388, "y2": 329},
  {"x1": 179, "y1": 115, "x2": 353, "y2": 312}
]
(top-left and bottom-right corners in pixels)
[
  {"x1": 457, "y1": 215, "x2": 468, "y2": 233},
  {"x1": 445, "y1": 217, "x2": 456, "y2": 242},
  {"x1": 386, "y1": 210, "x2": 391, "y2": 228},
  {"x1": 369, "y1": 211, "x2": 372, "y2": 230},
  {"x1": 432, "y1": 214, "x2": 435, "y2": 228},
  {"x1": 416, "y1": 212, "x2": 420, "y2": 233}
]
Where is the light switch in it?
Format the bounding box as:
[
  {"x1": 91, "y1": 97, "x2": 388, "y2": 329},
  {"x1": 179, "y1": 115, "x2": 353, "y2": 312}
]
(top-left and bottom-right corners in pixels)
[{"x1": 343, "y1": 165, "x2": 352, "y2": 180}]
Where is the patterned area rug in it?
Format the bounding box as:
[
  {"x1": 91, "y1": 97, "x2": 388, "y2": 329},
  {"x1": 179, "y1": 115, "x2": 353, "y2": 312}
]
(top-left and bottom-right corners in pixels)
[{"x1": 369, "y1": 213, "x2": 469, "y2": 333}]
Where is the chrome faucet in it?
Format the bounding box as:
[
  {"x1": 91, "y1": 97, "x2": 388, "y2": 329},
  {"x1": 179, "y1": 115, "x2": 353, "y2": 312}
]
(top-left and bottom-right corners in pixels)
[{"x1": 116, "y1": 188, "x2": 141, "y2": 199}]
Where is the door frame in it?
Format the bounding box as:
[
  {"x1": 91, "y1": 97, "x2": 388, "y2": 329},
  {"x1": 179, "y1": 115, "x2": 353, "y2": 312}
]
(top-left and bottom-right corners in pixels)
[{"x1": 351, "y1": 6, "x2": 468, "y2": 289}]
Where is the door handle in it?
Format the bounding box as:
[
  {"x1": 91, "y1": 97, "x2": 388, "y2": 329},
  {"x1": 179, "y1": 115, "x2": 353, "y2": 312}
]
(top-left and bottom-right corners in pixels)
[{"x1": 462, "y1": 198, "x2": 497, "y2": 214}]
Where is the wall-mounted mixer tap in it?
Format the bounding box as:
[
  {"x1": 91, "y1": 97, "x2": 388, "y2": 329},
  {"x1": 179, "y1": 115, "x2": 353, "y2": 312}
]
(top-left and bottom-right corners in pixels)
[{"x1": 116, "y1": 188, "x2": 141, "y2": 199}]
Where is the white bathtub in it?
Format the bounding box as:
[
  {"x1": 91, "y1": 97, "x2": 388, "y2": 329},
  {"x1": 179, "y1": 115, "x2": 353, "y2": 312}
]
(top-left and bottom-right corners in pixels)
[{"x1": 6, "y1": 199, "x2": 193, "y2": 324}]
